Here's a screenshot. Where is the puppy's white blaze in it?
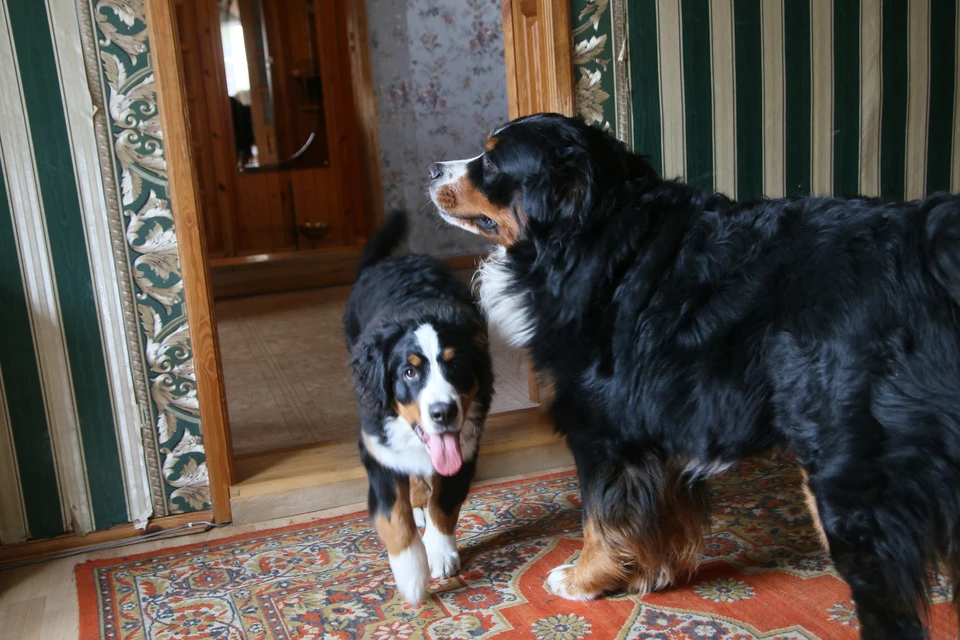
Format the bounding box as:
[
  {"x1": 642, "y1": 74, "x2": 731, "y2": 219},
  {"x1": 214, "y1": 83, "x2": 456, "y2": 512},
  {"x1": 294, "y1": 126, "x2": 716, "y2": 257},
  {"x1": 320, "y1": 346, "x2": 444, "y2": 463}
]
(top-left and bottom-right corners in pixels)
[
  {"x1": 477, "y1": 246, "x2": 535, "y2": 347},
  {"x1": 414, "y1": 324, "x2": 461, "y2": 435},
  {"x1": 389, "y1": 539, "x2": 430, "y2": 604},
  {"x1": 422, "y1": 510, "x2": 460, "y2": 579},
  {"x1": 362, "y1": 421, "x2": 434, "y2": 476}
]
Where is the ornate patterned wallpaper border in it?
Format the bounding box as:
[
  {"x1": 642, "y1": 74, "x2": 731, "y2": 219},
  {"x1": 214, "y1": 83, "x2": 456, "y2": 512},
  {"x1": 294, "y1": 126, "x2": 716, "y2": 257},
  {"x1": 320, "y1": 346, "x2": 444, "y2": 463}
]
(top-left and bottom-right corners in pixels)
[
  {"x1": 571, "y1": 0, "x2": 630, "y2": 144},
  {"x1": 76, "y1": 0, "x2": 209, "y2": 515}
]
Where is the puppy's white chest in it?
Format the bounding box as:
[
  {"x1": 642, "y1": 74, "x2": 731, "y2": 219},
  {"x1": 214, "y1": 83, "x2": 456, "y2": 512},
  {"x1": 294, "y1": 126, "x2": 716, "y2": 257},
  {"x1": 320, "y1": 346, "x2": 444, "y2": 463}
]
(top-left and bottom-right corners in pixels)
[{"x1": 364, "y1": 417, "x2": 435, "y2": 476}]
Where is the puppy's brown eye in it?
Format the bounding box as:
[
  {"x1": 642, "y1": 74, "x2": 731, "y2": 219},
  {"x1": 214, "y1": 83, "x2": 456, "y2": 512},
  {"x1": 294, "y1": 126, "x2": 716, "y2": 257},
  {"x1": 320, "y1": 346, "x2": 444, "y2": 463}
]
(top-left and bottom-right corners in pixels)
[
  {"x1": 404, "y1": 367, "x2": 418, "y2": 380},
  {"x1": 476, "y1": 216, "x2": 498, "y2": 231}
]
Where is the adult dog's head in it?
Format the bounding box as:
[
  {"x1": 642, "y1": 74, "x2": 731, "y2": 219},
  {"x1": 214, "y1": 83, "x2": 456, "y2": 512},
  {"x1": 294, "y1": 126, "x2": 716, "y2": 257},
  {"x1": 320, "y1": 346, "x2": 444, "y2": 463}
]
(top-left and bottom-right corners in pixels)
[
  {"x1": 427, "y1": 113, "x2": 658, "y2": 248},
  {"x1": 349, "y1": 302, "x2": 491, "y2": 476},
  {"x1": 428, "y1": 114, "x2": 658, "y2": 347}
]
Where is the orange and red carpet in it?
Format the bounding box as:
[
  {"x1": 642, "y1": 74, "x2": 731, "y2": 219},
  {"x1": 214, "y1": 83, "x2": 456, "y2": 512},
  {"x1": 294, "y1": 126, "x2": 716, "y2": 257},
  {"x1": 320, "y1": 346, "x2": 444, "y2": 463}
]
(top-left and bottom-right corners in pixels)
[{"x1": 76, "y1": 452, "x2": 957, "y2": 639}]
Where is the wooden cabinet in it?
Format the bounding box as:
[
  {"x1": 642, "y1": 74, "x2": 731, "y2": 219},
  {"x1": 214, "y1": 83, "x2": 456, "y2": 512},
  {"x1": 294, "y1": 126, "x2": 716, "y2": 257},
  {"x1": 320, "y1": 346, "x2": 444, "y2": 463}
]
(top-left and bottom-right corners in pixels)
[{"x1": 174, "y1": 0, "x2": 374, "y2": 268}]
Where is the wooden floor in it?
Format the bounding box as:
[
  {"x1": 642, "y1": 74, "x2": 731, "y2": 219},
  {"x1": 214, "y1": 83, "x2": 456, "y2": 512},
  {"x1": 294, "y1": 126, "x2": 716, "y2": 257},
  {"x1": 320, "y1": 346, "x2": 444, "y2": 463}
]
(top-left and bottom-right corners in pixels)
[
  {"x1": 228, "y1": 407, "x2": 573, "y2": 524},
  {"x1": 0, "y1": 468, "x2": 572, "y2": 640},
  {"x1": 217, "y1": 282, "x2": 536, "y2": 455}
]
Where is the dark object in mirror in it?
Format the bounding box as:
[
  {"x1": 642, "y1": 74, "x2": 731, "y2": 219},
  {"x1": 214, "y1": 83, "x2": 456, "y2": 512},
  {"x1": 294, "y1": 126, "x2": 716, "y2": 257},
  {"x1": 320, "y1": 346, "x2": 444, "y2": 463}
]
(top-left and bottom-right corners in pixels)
[{"x1": 219, "y1": 0, "x2": 330, "y2": 172}]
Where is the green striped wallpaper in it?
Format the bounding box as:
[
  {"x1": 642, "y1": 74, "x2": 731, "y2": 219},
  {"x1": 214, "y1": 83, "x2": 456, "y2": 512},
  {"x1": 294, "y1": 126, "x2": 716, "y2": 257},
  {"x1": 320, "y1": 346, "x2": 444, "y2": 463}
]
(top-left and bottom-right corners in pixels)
[
  {"x1": 577, "y1": 0, "x2": 960, "y2": 201},
  {"x1": 8, "y1": 0, "x2": 127, "y2": 530},
  {"x1": 0, "y1": 0, "x2": 210, "y2": 544}
]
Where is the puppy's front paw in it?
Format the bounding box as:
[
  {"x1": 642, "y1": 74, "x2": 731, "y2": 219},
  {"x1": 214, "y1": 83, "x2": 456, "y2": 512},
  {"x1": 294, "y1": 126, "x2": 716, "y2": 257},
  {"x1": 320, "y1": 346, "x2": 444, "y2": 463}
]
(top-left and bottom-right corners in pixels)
[
  {"x1": 546, "y1": 564, "x2": 600, "y2": 601},
  {"x1": 413, "y1": 507, "x2": 426, "y2": 529},
  {"x1": 422, "y1": 527, "x2": 460, "y2": 579},
  {"x1": 389, "y1": 539, "x2": 430, "y2": 604}
]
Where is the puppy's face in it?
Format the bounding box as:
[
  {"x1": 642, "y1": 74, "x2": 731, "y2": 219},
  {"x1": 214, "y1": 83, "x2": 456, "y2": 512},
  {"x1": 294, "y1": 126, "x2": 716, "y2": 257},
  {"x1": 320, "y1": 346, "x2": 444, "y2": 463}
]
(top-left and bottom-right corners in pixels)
[
  {"x1": 429, "y1": 113, "x2": 657, "y2": 246},
  {"x1": 387, "y1": 323, "x2": 479, "y2": 441}
]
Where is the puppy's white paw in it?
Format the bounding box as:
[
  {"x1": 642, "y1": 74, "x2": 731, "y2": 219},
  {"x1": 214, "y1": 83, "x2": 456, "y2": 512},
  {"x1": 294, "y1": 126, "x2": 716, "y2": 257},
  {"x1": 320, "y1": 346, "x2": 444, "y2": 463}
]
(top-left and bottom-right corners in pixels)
[
  {"x1": 546, "y1": 564, "x2": 598, "y2": 601},
  {"x1": 389, "y1": 540, "x2": 430, "y2": 605},
  {"x1": 413, "y1": 506, "x2": 426, "y2": 529},
  {"x1": 422, "y1": 527, "x2": 460, "y2": 579}
]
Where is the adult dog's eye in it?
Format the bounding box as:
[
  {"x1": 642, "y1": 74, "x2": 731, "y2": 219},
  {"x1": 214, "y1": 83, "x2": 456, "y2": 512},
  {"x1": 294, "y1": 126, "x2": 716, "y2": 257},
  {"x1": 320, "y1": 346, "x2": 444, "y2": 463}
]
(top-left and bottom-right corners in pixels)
[
  {"x1": 476, "y1": 216, "x2": 498, "y2": 231},
  {"x1": 483, "y1": 157, "x2": 498, "y2": 173},
  {"x1": 403, "y1": 367, "x2": 418, "y2": 380}
]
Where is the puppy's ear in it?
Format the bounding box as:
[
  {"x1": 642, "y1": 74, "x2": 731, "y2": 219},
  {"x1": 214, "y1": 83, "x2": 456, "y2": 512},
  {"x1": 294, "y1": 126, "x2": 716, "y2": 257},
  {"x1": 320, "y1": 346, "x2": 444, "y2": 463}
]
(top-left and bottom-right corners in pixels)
[{"x1": 349, "y1": 325, "x2": 395, "y2": 412}]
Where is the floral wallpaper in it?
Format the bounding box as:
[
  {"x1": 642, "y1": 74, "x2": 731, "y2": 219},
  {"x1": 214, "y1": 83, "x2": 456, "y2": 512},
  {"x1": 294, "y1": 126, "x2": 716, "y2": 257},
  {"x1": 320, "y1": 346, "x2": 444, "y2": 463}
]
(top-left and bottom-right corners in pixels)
[
  {"x1": 78, "y1": 0, "x2": 209, "y2": 515},
  {"x1": 366, "y1": 0, "x2": 507, "y2": 257}
]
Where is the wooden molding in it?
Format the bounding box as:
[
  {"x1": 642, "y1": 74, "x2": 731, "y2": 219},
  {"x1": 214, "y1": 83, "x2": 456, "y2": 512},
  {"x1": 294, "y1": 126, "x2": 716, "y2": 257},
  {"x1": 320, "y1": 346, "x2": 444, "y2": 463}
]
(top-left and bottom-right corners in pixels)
[
  {"x1": 501, "y1": 0, "x2": 575, "y2": 118},
  {"x1": 344, "y1": 0, "x2": 385, "y2": 233},
  {"x1": 146, "y1": 0, "x2": 236, "y2": 522},
  {"x1": 0, "y1": 511, "x2": 213, "y2": 568},
  {"x1": 209, "y1": 251, "x2": 486, "y2": 299}
]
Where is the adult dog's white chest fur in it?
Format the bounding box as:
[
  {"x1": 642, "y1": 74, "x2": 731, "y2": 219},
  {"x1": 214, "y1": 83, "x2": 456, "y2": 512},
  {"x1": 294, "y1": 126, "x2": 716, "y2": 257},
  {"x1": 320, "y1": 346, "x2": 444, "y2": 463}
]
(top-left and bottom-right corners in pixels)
[{"x1": 476, "y1": 246, "x2": 535, "y2": 348}]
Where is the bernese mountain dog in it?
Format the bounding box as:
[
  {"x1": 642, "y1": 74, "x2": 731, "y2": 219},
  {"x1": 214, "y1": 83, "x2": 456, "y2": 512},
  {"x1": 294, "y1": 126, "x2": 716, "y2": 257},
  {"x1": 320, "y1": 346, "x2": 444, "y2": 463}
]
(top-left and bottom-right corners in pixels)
[
  {"x1": 344, "y1": 211, "x2": 493, "y2": 605},
  {"x1": 428, "y1": 113, "x2": 960, "y2": 639}
]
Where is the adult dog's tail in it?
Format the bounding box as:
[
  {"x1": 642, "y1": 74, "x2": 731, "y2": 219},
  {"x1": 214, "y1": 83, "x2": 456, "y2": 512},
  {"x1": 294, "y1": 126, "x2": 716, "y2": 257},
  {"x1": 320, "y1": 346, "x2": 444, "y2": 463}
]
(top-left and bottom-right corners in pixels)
[
  {"x1": 357, "y1": 210, "x2": 408, "y2": 276},
  {"x1": 927, "y1": 197, "x2": 960, "y2": 303}
]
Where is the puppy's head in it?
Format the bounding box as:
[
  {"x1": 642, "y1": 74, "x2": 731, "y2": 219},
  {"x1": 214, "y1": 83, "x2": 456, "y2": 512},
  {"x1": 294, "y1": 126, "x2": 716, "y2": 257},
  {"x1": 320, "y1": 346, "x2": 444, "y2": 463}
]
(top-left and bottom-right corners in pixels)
[
  {"x1": 350, "y1": 311, "x2": 489, "y2": 476},
  {"x1": 428, "y1": 113, "x2": 658, "y2": 247}
]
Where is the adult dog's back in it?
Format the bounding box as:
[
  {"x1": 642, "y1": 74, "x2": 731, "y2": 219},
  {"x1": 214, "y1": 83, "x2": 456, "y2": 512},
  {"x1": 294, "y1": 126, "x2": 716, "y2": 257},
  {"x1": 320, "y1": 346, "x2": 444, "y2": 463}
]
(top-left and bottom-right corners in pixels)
[{"x1": 429, "y1": 113, "x2": 960, "y2": 639}]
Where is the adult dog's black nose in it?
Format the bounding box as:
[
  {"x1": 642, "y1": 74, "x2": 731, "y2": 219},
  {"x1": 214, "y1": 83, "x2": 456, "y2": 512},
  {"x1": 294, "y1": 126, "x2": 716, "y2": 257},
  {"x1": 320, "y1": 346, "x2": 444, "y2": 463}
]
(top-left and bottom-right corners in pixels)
[
  {"x1": 428, "y1": 163, "x2": 444, "y2": 180},
  {"x1": 428, "y1": 401, "x2": 458, "y2": 427}
]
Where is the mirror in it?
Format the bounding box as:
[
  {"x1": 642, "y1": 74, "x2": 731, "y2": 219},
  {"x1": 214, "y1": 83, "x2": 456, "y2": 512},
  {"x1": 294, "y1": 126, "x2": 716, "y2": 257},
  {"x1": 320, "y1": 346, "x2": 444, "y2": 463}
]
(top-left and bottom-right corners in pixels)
[{"x1": 218, "y1": 0, "x2": 330, "y2": 172}]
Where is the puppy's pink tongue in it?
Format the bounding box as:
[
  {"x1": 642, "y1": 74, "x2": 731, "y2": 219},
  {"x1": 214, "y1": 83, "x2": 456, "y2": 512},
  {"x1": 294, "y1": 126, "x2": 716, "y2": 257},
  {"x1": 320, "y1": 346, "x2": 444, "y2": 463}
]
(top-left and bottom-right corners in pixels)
[{"x1": 427, "y1": 432, "x2": 462, "y2": 476}]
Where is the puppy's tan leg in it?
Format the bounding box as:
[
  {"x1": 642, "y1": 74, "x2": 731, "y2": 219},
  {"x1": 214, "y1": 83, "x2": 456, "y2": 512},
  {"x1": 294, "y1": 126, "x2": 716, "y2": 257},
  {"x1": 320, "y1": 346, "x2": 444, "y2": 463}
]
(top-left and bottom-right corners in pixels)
[
  {"x1": 422, "y1": 474, "x2": 464, "y2": 579},
  {"x1": 374, "y1": 477, "x2": 429, "y2": 604},
  {"x1": 410, "y1": 475, "x2": 432, "y2": 529},
  {"x1": 800, "y1": 469, "x2": 830, "y2": 551}
]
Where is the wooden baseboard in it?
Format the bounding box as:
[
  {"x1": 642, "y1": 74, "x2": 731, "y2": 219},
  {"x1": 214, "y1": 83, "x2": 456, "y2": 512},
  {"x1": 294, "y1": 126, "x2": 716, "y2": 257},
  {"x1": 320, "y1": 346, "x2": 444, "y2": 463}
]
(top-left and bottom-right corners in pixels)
[
  {"x1": 0, "y1": 510, "x2": 214, "y2": 568},
  {"x1": 210, "y1": 250, "x2": 485, "y2": 299}
]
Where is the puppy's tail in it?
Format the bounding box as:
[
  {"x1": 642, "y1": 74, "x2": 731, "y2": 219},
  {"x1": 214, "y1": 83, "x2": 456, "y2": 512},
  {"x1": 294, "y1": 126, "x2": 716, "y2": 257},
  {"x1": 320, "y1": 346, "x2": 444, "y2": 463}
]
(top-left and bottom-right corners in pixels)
[
  {"x1": 926, "y1": 196, "x2": 960, "y2": 303},
  {"x1": 357, "y1": 210, "x2": 408, "y2": 276}
]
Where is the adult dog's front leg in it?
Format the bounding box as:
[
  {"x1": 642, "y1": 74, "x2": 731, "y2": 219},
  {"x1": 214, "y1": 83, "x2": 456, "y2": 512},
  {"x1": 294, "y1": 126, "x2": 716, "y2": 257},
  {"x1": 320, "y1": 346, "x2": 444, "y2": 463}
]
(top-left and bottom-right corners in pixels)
[{"x1": 548, "y1": 450, "x2": 708, "y2": 600}]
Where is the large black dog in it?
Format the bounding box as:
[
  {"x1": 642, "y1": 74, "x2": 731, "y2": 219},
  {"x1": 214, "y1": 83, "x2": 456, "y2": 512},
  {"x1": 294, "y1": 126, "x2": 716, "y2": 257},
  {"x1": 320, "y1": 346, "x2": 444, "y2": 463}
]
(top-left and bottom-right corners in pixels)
[
  {"x1": 428, "y1": 113, "x2": 960, "y2": 638},
  {"x1": 344, "y1": 211, "x2": 493, "y2": 604}
]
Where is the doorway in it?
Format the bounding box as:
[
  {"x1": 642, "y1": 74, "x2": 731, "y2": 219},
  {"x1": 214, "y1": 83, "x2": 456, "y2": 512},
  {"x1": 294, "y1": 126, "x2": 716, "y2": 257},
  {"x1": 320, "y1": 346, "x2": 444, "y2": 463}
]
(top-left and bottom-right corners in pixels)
[{"x1": 148, "y1": 0, "x2": 559, "y2": 524}]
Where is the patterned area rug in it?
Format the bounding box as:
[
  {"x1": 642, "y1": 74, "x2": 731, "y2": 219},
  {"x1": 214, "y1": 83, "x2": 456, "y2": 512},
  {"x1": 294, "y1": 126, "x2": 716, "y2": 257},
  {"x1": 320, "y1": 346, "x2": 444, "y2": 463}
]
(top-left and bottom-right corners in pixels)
[{"x1": 77, "y1": 453, "x2": 958, "y2": 639}]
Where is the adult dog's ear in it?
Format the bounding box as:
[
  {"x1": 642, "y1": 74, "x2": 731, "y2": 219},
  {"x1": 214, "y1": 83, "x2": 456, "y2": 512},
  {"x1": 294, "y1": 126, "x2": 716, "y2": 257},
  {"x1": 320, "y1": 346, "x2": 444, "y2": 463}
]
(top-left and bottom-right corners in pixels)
[
  {"x1": 521, "y1": 143, "x2": 596, "y2": 228},
  {"x1": 624, "y1": 152, "x2": 660, "y2": 187},
  {"x1": 349, "y1": 325, "x2": 395, "y2": 412}
]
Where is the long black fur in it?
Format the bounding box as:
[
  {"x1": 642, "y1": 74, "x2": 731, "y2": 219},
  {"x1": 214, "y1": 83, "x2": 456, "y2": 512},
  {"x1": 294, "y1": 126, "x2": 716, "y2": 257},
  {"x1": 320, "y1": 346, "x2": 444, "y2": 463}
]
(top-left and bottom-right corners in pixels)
[{"x1": 460, "y1": 114, "x2": 960, "y2": 639}]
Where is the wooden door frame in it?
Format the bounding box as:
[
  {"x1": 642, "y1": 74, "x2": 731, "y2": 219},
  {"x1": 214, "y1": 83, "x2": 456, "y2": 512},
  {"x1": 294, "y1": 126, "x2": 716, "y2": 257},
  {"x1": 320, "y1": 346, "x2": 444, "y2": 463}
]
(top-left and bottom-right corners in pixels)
[
  {"x1": 501, "y1": 0, "x2": 576, "y2": 119},
  {"x1": 145, "y1": 0, "x2": 384, "y2": 523},
  {"x1": 501, "y1": 0, "x2": 576, "y2": 400}
]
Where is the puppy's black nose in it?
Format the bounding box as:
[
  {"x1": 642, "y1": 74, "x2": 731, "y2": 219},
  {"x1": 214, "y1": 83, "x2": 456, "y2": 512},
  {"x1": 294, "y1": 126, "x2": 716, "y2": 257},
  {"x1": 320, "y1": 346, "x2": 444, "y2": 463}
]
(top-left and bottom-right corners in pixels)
[
  {"x1": 428, "y1": 163, "x2": 444, "y2": 180},
  {"x1": 428, "y1": 401, "x2": 458, "y2": 427}
]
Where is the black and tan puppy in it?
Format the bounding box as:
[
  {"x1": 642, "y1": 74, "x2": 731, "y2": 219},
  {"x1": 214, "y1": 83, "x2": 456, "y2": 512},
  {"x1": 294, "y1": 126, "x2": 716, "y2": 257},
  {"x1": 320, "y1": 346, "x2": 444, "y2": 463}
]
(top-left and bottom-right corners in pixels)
[
  {"x1": 429, "y1": 113, "x2": 960, "y2": 639},
  {"x1": 344, "y1": 211, "x2": 493, "y2": 604}
]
